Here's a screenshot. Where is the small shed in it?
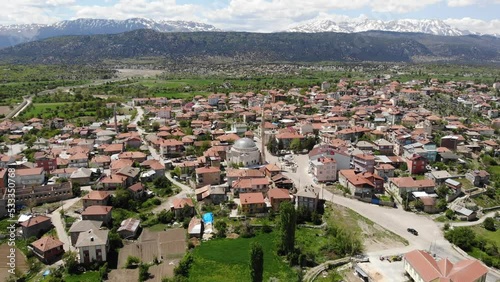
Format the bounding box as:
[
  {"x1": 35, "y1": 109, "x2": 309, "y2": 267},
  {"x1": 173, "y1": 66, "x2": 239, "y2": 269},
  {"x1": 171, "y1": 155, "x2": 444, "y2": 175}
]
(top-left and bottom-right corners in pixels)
[{"x1": 117, "y1": 218, "x2": 141, "y2": 239}]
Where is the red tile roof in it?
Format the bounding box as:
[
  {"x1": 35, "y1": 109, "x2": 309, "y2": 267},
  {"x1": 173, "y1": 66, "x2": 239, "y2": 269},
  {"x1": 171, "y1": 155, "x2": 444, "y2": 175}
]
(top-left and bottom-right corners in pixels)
[
  {"x1": 81, "y1": 205, "x2": 112, "y2": 215},
  {"x1": 30, "y1": 236, "x2": 64, "y2": 252},
  {"x1": 240, "y1": 192, "x2": 265, "y2": 205}
]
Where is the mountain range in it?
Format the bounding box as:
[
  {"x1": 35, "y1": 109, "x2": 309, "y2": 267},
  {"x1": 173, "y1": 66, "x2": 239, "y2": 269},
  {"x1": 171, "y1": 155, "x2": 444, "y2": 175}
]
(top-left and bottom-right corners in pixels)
[
  {"x1": 1, "y1": 29, "x2": 499, "y2": 64},
  {"x1": 286, "y1": 19, "x2": 472, "y2": 36},
  {"x1": 0, "y1": 18, "x2": 220, "y2": 48}
]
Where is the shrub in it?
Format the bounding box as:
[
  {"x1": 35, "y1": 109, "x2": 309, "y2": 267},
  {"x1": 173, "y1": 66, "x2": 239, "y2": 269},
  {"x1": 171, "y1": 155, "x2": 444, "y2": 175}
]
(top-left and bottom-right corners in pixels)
[
  {"x1": 125, "y1": 256, "x2": 140, "y2": 268},
  {"x1": 484, "y1": 217, "x2": 496, "y2": 231}
]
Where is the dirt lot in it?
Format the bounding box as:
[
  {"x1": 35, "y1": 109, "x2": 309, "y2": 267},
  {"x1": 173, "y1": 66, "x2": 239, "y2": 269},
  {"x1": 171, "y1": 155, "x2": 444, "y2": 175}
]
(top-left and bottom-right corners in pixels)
[
  {"x1": 107, "y1": 268, "x2": 138, "y2": 282},
  {"x1": 115, "y1": 69, "x2": 164, "y2": 78},
  {"x1": 0, "y1": 244, "x2": 29, "y2": 282},
  {"x1": 0, "y1": 106, "x2": 12, "y2": 116},
  {"x1": 326, "y1": 203, "x2": 408, "y2": 253}
]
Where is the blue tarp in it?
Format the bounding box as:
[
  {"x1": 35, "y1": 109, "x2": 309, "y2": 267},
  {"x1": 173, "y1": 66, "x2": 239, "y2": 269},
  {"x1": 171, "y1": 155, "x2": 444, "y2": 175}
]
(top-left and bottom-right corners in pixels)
[
  {"x1": 202, "y1": 212, "x2": 213, "y2": 224},
  {"x1": 43, "y1": 270, "x2": 51, "y2": 277}
]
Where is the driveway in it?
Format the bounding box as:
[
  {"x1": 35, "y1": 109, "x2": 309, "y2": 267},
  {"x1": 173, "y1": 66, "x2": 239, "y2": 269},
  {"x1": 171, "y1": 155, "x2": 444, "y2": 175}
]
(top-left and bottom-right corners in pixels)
[{"x1": 47, "y1": 197, "x2": 81, "y2": 252}]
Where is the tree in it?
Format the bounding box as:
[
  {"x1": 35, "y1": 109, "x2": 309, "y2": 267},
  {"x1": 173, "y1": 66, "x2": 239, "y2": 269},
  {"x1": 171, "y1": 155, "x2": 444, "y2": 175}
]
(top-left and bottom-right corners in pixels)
[
  {"x1": 72, "y1": 183, "x2": 81, "y2": 197},
  {"x1": 99, "y1": 262, "x2": 109, "y2": 280},
  {"x1": 152, "y1": 122, "x2": 160, "y2": 132},
  {"x1": 112, "y1": 188, "x2": 133, "y2": 209},
  {"x1": 290, "y1": 138, "x2": 302, "y2": 153},
  {"x1": 215, "y1": 220, "x2": 227, "y2": 238},
  {"x1": 414, "y1": 199, "x2": 424, "y2": 211},
  {"x1": 250, "y1": 242, "x2": 264, "y2": 282},
  {"x1": 138, "y1": 263, "x2": 150, "y2": 282},
  {"x1": 267, "y1": 137, "x2": 278, "y2": 154},
  {"x1": 277, "y1": 201, "x2": 296, "y2": 255},
  {"x1": 445, "y1": 227, "x2": 475, "y2": 251},
  {"x1": 157, "y1": 210, "x2": 174, "y2": 224},
  {"x1": 484, "y1": 217, "x2": 496, "y2": 231},
  {"x1": 437, "y1": 199, "x2": 448, "y2": 211},
  {"x1": 63, "y1": 251, "x2": 78, "y2": 274},
  {"x1": 174, "y1": 253, "x2": 194, "y2": 278}
]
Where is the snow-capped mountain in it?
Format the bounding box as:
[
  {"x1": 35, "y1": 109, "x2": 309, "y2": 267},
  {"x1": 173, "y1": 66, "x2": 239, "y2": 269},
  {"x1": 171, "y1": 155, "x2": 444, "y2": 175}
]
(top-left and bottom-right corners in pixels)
[
  {"x1": 0, "y1": 18, "x2": 221, "y2": 48},
  {"x1": 287, "y1": 19, "x2": 473, "y2": 36}
]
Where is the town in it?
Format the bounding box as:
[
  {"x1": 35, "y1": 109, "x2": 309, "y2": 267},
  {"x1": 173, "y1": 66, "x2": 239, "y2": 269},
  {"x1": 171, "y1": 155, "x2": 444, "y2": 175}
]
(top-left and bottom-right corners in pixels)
[{"x1": 0, "y1": 67, "x2": 499, "y2": 282}]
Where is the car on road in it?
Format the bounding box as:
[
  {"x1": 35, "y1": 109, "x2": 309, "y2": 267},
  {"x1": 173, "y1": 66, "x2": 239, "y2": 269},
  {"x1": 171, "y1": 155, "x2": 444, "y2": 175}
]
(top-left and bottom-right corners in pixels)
[{"x1": 407, "y1": 228, "x2": 418, "y2": 235}]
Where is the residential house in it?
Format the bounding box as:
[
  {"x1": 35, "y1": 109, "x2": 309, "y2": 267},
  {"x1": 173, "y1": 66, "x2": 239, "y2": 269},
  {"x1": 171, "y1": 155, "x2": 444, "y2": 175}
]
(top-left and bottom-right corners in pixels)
[
  {"x1": 352, "y1": 154, "x2": 375, "y2": 173},
  {"x1": 195, "y1": 185, "x2": 227, "y2": 204},
  {"x1": 159, "y1": 139, "x2": 184, "y2": 157},
  {"x1": 125, "y1": 136, "x2": 142, "y2": 148},
  {"x1": 295, "y1": 188, "x2": 318, "y2": 212},
  {"x1": 466, "y1": 170, "x2": 490, "y2": 187},
  {"x1": 389, "y1": 177, "x2": 436, "y2": 196},
  {"x1": 70, "y1": 168, "x2": 93, "y2": 185},
  {"x1": 98, "y1": 174, "x2": 127, "y2": 190},
  {"x1": 374, "y1": 164, "x2": 395, "y2": 181},
  {"x1": 82, "y1": 191, "x2": 111, "y2": 209},
  {"x1": 240, "y1": 192, "x2": 266, "y2": 214},
  {"x1": 373, "y1": 139, "x2": 394, "y2": 155},
  {"x1": 339, "y1": 170, "x2": 384, "y2": 196},
  {"x1": 90, "y1": 155, "x2": 111, "y2": 169},
  {"x1": 103, "y1": 143, "x2": 124, "y2": 155},
  {"x1": 195, "y1": 166, "x2": 222, "y2": 188},
  {"x1": 128, "y1": 182, "x2": 146, "y2": 199},
  {"x1": 440, "y1": 135, "x2": 460, "y2": 151},
  {"x1": 268, "y1": 188, "x2": 291, "y2": 212},
  {"x1": 262, "y1": 163, "x2": 281, "y2": 178},
  {"x1": 232, "y1": 178, "x2": 270, "y2": 196},
  {"x1": 407, "y1": 154, "x2": 428, "y2": 175},
  {"x1": 20, "y1": 215, "x2": 52, "y2": 239},
  {"x1": 81, "y1": 205, "x2": 113, "y2": 227},
  {"x1": 75, "y1": 229, "x2": 110, "y2": 264},
  {"x1": 118, "y1": 151, "x2": 147, "y2": 163},
  {"x1": 427, "y1": 170, "x2": 452, "y2": 184},
  {"x1": 14, "y1": 167, "x2": 45, "y2": 187},
  {"x1": 403, "y1": 250, "x2": 487, "y2": 282},
  {"x1": 310, "y1": 157, "x2": 337, "y2": 183},
  {"x1": 68, "y1": 152, "x2": 88, "y2": 168},
  {"x1": 34, "y1": 152, "x2": 57, "y2": 172},
  {"x1": 68, "y1": 220, "x2": 102, "y2": 246},
  {"x1": 226, "y1": 169, "x2": 265, "y2": 188},
  {"x1": 117, "y1": 218, "x2": 141, "y2": 239},
  {"x1": 171, "y1": 198, "x2": 195, "y2": 218},
  {"x1": 140, "y1": 160, "x2": 165, "y2": 180},
  {"x1": 29, "y1": 236, "x2": 64, "y2": 264},
  {"x1": 116, "y1": 166, "x2": 140, "y2": 187}
]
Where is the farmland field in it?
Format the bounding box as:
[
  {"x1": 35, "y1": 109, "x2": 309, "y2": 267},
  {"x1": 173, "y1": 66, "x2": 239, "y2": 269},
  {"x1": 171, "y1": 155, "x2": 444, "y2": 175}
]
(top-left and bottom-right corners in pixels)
[{"x1": 189, "y1": 232, "x2": 297, "y2": 282}]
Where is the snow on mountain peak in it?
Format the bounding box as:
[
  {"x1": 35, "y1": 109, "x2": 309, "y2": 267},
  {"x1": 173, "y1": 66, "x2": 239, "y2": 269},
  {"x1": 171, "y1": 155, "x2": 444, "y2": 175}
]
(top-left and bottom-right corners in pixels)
[{"x1": 286, "y1": 19, "x2": 473, "y2": 36}]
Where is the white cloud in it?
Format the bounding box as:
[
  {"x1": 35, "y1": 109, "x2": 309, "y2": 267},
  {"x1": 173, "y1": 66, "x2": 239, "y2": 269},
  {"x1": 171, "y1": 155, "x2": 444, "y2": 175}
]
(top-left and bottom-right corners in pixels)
[
  {"x1": 0, "y1": 0, "x2": 68, "y2": 25},
  {"x1": 369, "y1": 0, "x2": 442, "y2": 13},
  {"x1": 444, "y1": 17, "x2": 500, "y2": 35},
  {"x1": 72, "y1": 0, "x2": 201, "y2": 22},
  {"x1": 446, "y1": 0, "x2": 478, "y2": 6}
]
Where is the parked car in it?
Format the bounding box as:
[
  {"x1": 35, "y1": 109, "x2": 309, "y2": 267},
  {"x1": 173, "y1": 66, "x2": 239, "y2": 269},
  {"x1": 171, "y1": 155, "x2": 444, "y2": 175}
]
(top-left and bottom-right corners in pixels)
[{"x1": 407, "y1": 228, "x2": 418, "y2": 236}]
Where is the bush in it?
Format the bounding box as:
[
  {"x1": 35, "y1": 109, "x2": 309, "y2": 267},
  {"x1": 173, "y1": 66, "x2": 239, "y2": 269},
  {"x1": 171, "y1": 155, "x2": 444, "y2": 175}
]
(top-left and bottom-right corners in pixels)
[
  {"x1": 443, "y1": 223, "x2": 450, "y2": 231},
  {"x1": 445, "y1": 209, "x2": 455, "y2": 220},
  {"x1": 125, "y1": 256, "x2": 140, "y2": 268},
  {"x1": 484, "y1": 217, "x2": 496, "y2": 231}
]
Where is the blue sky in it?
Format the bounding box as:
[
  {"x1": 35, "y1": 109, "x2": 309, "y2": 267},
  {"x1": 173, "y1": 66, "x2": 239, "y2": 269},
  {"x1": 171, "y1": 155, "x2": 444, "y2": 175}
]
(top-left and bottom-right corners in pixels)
[{"x1": 3, "y1": 0, "x2": 500, "y2": 34}]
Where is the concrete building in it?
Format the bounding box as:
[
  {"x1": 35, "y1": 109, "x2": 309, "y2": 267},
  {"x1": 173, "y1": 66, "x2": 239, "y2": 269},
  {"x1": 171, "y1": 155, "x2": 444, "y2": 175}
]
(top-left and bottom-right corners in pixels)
[
  {"x1": 295, "y1": 188, "x2": 318, "y2": 212},
  {"x1": 14, "y1": 167, "x2": 45, "y2": 187},
  {"x1": 310, "y1": 157, "x2": 337, "y2": 183},
  {"x1": 75, "y1": 229, "x2": 110, "y2": 264},
  {"x1": 195, "y1": 166, "x2": 222, "y2": 188}
]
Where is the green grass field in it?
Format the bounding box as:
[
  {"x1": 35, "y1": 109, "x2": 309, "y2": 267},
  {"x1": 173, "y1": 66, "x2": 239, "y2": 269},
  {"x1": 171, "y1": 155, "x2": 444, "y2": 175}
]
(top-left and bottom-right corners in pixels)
[
  {"x1": 64, "y1": 271, "x2": 101, "y2": 282},
  {"x1": 25, "y1": 103, "x2": 68, "y2": 116},
  {"x1": 471, "y1": 225, "x2": 500, "y2": 246},
  {"x1": 189, "y1": 232, "x2": 297, "y2": 282}
]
